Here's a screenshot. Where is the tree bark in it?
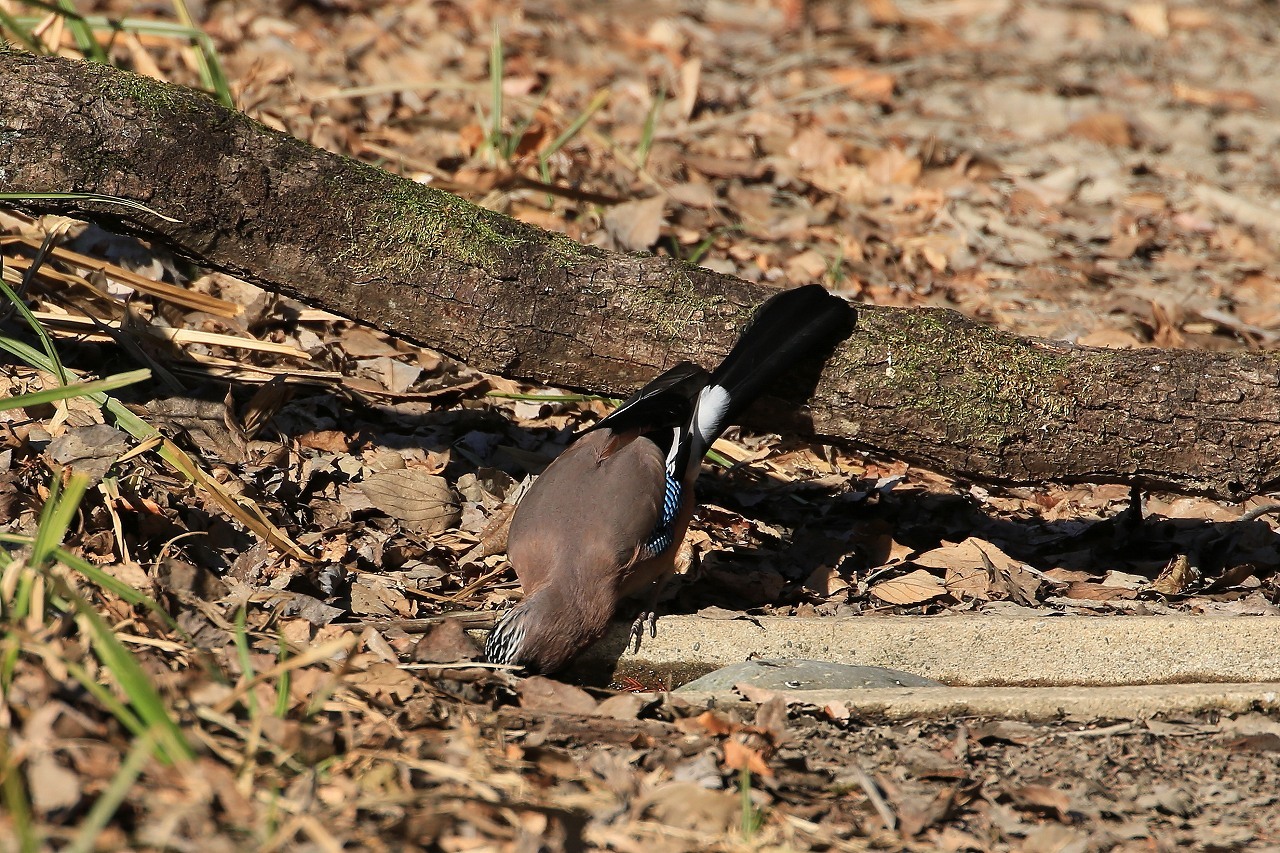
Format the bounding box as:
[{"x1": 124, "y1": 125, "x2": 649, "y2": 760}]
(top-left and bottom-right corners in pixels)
[{"x1": 2, "y1": 49, "x2": 1278, "y2": 500}]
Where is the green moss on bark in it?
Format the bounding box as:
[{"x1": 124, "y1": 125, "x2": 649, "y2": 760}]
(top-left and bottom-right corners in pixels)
[{"x1": 858, "y1": 309, "x2": 1076, "y2": 445}]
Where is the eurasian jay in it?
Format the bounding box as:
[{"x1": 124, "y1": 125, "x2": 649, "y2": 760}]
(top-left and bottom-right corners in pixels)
[{"x1": 485, "y1": 284, "x2": 854, "y2": 673}]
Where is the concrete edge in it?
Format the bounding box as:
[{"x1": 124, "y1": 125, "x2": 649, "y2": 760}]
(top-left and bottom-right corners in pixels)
[
  {"x1": 572, "y1": 614, "x2": 1280, "y2": 687},
  {"x1": 675, "y1": 683, "x2": 1280, "y2": 722}
]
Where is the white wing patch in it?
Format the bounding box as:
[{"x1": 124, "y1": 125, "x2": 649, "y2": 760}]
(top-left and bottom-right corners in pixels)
[
  {"x1": 663, "y1": 425, "x2": 683, "y2": 471},
  {"x1": 694, "y1": 384, "x2": 731, "y2": 445}
]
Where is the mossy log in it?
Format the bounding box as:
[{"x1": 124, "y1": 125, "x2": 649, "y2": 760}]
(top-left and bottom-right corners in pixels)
[{"x1": 2, "y1": 49, "x2": 1279, "y2": 500}]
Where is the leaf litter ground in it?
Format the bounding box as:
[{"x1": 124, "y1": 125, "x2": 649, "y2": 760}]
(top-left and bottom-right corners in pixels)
[{"x1": 4, "y1": 0, "x2": 1280, "y2": 847}]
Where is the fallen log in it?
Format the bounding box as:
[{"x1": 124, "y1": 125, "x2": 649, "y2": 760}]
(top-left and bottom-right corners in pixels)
[{"x1": 2, "y1": 48, "x2": 1278, "y2": 499}]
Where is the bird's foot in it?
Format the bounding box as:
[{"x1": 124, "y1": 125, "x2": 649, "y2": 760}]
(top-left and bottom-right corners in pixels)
[{"x1": 628, "y1": 609, "x2": 659, "y2": 654}]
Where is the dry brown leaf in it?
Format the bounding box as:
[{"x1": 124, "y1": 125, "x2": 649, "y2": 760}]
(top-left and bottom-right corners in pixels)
[
  {"x1": 677, "y1": 57, "x2": 701, "y2": 120},
  {"x1": 1009, "y1": 784, "x2": 1072, "y2": 820},
  {"x1": 917, "y1": 538, "x2": 1040, "y2": 604},
  {"x1": 297, "y1": 430, "x2": 352, "y2": 452},
  {"x1": 358, "y1": 468, "x2": 461, "y2": 534},
  {"x1": 787, "y1": 127, "x2": 844, "y2": 171},
  {"x1": 1067, "y1": 112, "x2": 1134, "y2": 147},
  {"x1": 340, "y1": 329, "x2": 399, "y2": 358},
  {"x1": 596, "y1": 693, "x2": 649, "y2": 721},
  {"x1": 676, "y1": 710, "x2": 737, "y2": 737},
  {"x1": 344, "y1": 662, "x2": 417, "y2": 704},
  {"x1": 722, "y1": 738, "x2": 772, "y2": 777},
  {"x1": 27, "y1": 753, "x2": 80, "y2": 815},
  {"x1": 870, "y1": 569, "x2": 948, "y2": 605},
  {"x1": 517, "y1": 676, "x2": 598, "y2": 715},
  {"x1": 829, "y1": 67, "x2": 895, "y2": 104},
  {"x1": 1171, "y1": 82, "x2": 1261, "y2": 112},
  {"x1": 1077, "y1": 328, "x2": 1144, "y2": 349},
  {"x1": 1063, "y1": 582, "x2": 1137, "y2": 602},
  {"x1": 411, "y1": 619, "x2": 481, "y2": 663},
  {"x1": 639, "y1": 782, "x2": 739, "y2": 834},
  {"x1": 48, "y1": 424, "x2": 130, "y2": 483},
  {"x1": 804, "y1": 564, "x2": 850, "y2": 598},
  {"x1": 1127, "y1": 2, "x2": 1169, "y2": 37},
  {"x1": 603, "y1": 195, "x2": 666, "y2": 251},
  {"x1": 896, "y1": 786, "x2": 956, "y2": 837},
  {"x1": 1150, "y1": 555, "x2": 1198, "y2": 596}
]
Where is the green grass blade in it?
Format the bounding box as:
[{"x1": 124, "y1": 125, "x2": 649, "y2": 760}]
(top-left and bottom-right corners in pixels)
[
  {"x1": 233, "y1": 605, "x2": 260, "y2": 718},
  {"x1": 0, "y1": 369, "x2": 151, "y2": 413},
  {"x1": 637, "y1": 83, "x2": 667, "y2": 168},
  {"x1": 54, "y1": 0, "x2": 108, "y2": 63},
  {"x1": 0, "y1": 633, "x2": 20, "y2": 691},
  {"x1": 9, "y1": 571, "x2": 36, "y2": 623},
  {"x1": 170, "y1": 0, "x2": 233, "y2": 107},
  {"x1": 541, "y1": 88, "x2": 610, "y2": 164},
  {"x1": 0, "y1": 731, "x2": 40, "y2": 853},
  {"x1": 63, "y1": 657, "x2": 148, "y2": 739},
  {"x1": 0, "y1": 192, "x2": 181, "y2": 223},
  {"x1": 65, "y1": 730, "x2": 156, "y2": 853},
  {"x1": 29, "y1": 473, "x2": 86, "y2": 570},
  {"x1": 274, "y1": 628, "x2": 291, "y2": 717},
  {"x1": 0, "y1": 278, "x2": 69, "y2": 388},
  {"x1": 66, "y1": 591, "x2": 192, "y2": 763},
  {"x1": 488, "y1": 20, "x2": 504, "y2": 154}
]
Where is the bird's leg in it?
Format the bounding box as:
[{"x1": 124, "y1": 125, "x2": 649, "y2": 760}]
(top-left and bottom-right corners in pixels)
[
  {"x1": 627, "y1": 541, "x2": 699, "y2": 654},
  {"x1": 628, "y1": 583, "x2": 665, "y2": 654}
]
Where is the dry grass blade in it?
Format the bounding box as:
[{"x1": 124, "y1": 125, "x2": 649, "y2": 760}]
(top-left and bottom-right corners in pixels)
[
  {"x1": 30, "y1": 312, "x2": 310, "y2": 358},
  {"x1": 2, "y1": 237, "x2": 240, "y2": 317}
]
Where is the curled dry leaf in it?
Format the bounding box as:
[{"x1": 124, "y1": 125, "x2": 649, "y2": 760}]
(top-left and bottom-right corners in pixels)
[
  {"x1": 1063, "y1": 582, "x2": 1137, "y2": 602},
  {"x1": 1009, "y1": 783, "x2": 1072, "y2": 820},
  {"x1": 722, "y1": 738, "x2": 772, "y2": 777},
  {"x1": 804, "y1": 564, "x2": 850, "y2": 597},
  {"x1": 918, "y1": 537, "x2": 1041, "y2": 604},
  {"x1": 357, "y1": 468, "x2": 461, "y2": 534},
  {"x1": 870, "y1": 568, "x2": 948, "y2": 605}
]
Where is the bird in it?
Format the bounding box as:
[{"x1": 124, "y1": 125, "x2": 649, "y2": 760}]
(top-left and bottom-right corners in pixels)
[{"x1": 484, "y1": 284, "x2": 854, "y2": 674}]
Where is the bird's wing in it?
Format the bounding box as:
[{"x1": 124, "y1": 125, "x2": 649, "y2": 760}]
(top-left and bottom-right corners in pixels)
[
  {"x1": 506, "y1": 429, "x2": 668, "y2": 592},
  {"x1": 580, "y1": 361, "x2": 711, "y2": 441}
]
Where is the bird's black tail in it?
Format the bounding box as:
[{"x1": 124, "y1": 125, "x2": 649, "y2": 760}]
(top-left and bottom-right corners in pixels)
[{"x1": 694, "y1": 284, "x2": 854, "y2": 446}]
